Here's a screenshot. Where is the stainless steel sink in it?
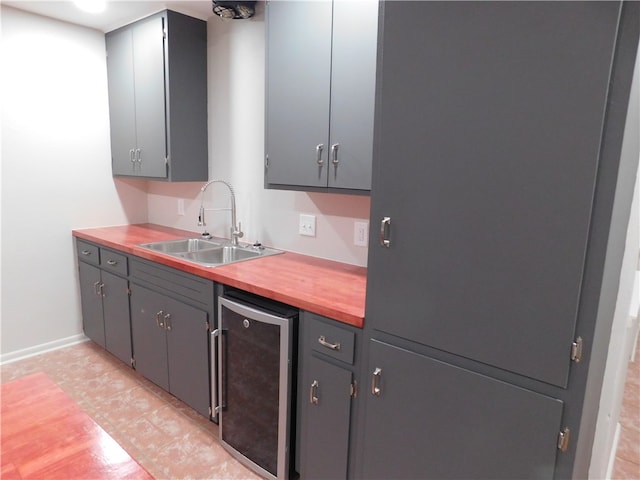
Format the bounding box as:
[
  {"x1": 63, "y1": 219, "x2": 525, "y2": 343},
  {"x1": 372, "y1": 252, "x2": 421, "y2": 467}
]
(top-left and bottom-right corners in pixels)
[
  {"x1": 139, "y1": 238, "x2": 222, "y2": 253},
  {"x1": 138, "y1": 238, "x2": 282, "y2": 267}
]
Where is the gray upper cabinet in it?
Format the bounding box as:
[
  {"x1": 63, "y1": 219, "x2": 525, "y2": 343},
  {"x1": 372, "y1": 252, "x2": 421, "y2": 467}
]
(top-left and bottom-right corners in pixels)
[
  {"x1": 366, "y1": 1, "x2": 621, "y2": 388},
  {"x1": 106, "y1": 10, "x2": 208, "y2": 181},
  {"x1": 265, "y1": 0, "x2": 377, "y2": 192}
]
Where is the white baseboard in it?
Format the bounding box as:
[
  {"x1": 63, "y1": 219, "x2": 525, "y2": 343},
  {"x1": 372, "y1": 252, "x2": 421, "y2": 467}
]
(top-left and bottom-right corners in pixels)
[
  {"x1": 606, "y1": 422, "x2": 622, "y2": 480},
  {"x1": 0, "y1": 334, "x2": 89, "y2": 365}
]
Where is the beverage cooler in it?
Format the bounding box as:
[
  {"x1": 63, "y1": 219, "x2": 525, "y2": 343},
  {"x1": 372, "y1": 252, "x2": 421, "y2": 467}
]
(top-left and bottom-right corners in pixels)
[{"x1": 211, "y1": 290, "x2": 298, "y2": 480}]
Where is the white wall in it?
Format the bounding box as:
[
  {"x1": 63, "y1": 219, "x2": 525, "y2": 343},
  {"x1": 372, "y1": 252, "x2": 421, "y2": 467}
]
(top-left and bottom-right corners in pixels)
[
  {"x1": 0, "y1": 6, "x2": 148, "y2": 359},
  {"x1": 146, "y1": 5, "x2": 371, "y2": 267},
  {"x1": 590, "y1": 41, "x2": 640, "y2": 479}
]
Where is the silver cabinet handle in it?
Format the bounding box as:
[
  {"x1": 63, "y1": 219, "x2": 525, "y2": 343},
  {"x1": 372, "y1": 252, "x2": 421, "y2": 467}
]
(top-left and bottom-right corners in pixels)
[
  {"x1": 156, "y1": 310, "x2": 164, "y2": 329},
  {"x1": 135, "y1": 148, "x2": 141, "y2": 163},
  {"x1": 316, "y1": 144, "x2": 324, "y2": 165},
  {"x1": 318, "y1": 335, "x2": 341, "y2": 351},
  {"x1": 380, "y1": 217, "x2": 391, "y2": 248},
  {"x1": 310, "y1": 380, "x2": 319, "y2": 405},
  {"x1": 130, "y1": 149, "x2": 135, "y2": 164},
  {"x1": 81, "y1": 250, "x2": 92, "y2": 256},
  {"x1": 331, "y1": 143, "x2": 339, "y2": 165},
  {"x1": 164, "y1": 313, "x2": 172, "y2": 331},
  {"x1": 371, "y1": 367, "x2": 382, "y2": 396},
  {"x1": 93, "y1": 281, "x2": 102, "y2": 296},
  {"x1": 106, "y1": 259, "x2": 118, "y2": 266}
]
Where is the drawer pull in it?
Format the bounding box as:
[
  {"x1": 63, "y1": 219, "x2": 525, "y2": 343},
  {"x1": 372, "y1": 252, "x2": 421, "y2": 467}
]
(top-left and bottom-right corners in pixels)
[
  {"x1": 106, "y1": 259, "x2": 118, "y2": 266},
  {"x1": 81, "y1": 250, "x2": 92, "y2": 256},
  {"x1": 318, "y1": 335, "x2": 341, "y2": 351},
  {"x1": 310, "y1": 380, "x2": 319, "y2": 405}
]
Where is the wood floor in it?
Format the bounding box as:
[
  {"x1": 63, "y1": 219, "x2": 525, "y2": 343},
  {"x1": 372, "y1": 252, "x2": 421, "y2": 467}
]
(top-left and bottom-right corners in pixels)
[
  {"x1": 0, "y1": 342, "x2": 260, "y2": 479},
  {"x1": 1, "y1": 372, "x2": 152, "y2": 479},
  {"x1": 0, "y1": 339, "x2": 637, "y2": 479}
]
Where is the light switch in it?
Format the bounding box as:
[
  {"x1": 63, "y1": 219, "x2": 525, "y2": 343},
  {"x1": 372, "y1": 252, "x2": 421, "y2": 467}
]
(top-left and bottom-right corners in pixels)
[{"x1": 299, "y1": 214, "x2": 316, "y2": 237}]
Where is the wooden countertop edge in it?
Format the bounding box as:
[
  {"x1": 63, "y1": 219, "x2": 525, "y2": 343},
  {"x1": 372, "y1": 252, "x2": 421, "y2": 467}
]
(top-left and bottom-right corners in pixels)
[{"x1": 72, "y1": 226, "x2": 365, "y2": 328}]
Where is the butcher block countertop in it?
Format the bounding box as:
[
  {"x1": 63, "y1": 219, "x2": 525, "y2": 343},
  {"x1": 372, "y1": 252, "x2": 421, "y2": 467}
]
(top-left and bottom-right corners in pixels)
[{"x1": 72, "y1": 224, "x2": 366, "y2": 328}]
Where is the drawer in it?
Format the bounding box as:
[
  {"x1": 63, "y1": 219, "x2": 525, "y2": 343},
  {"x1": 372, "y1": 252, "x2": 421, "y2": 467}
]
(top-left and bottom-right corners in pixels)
[
  {"x1": 100, "y1": 248, "x2": 128, "y2": 276},
  {"x1": 130, "y1": 257, "x2": 214, "y2": 310},
  {"x1": 76, "y1": 240, "x2": 100, "y2": 266},
  {"x1": 308, "y1": 313, "x2": 355, "y2": 365}
]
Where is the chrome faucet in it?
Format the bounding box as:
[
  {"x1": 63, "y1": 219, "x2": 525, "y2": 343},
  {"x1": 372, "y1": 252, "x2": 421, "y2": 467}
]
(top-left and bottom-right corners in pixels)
[{"x1": 198, "y1": 180, "x2": 244, "y2": 246}]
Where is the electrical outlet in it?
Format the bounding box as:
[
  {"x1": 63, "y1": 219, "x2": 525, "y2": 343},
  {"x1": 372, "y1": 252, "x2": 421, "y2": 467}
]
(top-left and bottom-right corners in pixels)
[
  {"x1": 177, "y1": 199, "x2": 185, "y2": 216},
  {"x1": 354, "y1": 221, "x2": 369, "y2": 247},
  {"x1": 299, "y1": 214, "x2": 316, "y2": 237}
]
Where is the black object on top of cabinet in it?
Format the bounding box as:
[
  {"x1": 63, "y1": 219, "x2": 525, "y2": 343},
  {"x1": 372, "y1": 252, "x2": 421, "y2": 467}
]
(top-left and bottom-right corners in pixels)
[
  {"x1": 106, "y1": 10, "x2": 208, "y2": 181},
  {"x1": 265, "y1": 0, "x2": 377, "y2": 192}
]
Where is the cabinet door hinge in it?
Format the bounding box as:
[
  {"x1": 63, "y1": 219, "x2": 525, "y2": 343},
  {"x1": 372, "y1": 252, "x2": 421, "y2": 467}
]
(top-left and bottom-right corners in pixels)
[
  {"x1": 571, "y1": 337, "x2": 583, "y2": 363},
  {"x1": 557, "y1": 427, "x2": 571, "y2": 452},
  {"x1": 265, "y1": 155, "x2": 269, "y2": 168},
  {"x1": 131, "y1": 357, "x2": 136, "y2": 369},
  {"x1": 350, "y1": 380, "x2": 357, "y2": 398}
]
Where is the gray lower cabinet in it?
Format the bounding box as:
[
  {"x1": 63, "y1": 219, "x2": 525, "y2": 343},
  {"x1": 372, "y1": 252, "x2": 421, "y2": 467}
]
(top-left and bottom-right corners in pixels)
[
  {"x1": 106, "y1": 10, "x2": 207, "y2": 181},
  {"x1": 265, "y1": 0, "x2": 377, "y2": 192},
  {"x1": 129, "y1": 259, "x2": 214, "y2": 418},
  {"x1": 361, "y1": 340, "x2": 563, "y2": 480},
  {"x1": 360, "y1": 1, "x2": 639, "y2": 479},
  {"x1": 77, "y1": 240, "x2": 132, "y2": 365},
  {"x1": 297, "y1": 312, "x2": 358, "y2": 479}
]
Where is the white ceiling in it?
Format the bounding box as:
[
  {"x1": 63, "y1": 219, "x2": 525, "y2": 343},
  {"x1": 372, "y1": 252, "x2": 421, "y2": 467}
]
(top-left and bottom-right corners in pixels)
[{"x1": 2, "y1": 0, "x2": 216, "y2": 32}]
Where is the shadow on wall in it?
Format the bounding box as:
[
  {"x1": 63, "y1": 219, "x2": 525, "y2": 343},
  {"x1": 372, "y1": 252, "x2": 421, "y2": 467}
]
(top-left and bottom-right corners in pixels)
[
  {"x1": 113, "y1": 178, "x2": 150, "y2": 224},
  {"x1": 300, "y1": 191, "x2": 371, "y2": 219}
]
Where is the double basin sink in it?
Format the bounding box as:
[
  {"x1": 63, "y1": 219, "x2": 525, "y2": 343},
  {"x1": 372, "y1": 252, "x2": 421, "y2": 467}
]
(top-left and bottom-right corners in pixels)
[{"x1": 138, "y1": 238, "x2": 282, "y2": 267}]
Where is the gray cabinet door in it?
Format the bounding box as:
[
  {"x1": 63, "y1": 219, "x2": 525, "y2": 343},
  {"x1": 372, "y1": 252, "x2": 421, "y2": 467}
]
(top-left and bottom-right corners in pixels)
[
  {"x1": 131, "y1": 14, "x2": 167, "y2": 178},
  {"x1": 106, "y1": 27, "x2": 137, "y2": 176},
  {"x1": 365, "y1": 1, "x2": 620, "y2": 387},
  {"x1": 265, "y1": 0, "x2": 332, "y2": 188},
  {"x1": 78, "y1": 262, "x2": 105, "y2": 347},
  {"x1": 326, "y1": 0, "x2": 377, "y2": 190},
  {"x1": 102, "y1": 270, "x2": 132, "y2": 366},
  {"x1": 299, "y1": 355, "x2": 352, "y2": 480},
  {"x1": 165, "y1": 295, "x2": 210, "y2": 418},
  {"x1": 361, "y1": 339, "x2": 563, "y2": 479},
  {"x1": 130, "y1": 283, "x2": 169, "y2": 390}
]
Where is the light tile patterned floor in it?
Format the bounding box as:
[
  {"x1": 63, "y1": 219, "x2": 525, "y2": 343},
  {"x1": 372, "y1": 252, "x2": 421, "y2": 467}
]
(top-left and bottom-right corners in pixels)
[
  {"x1": 1, "y1": 338, "x2": 638, "y2": 479},
  {"x1": 0, "y1": 342, "x2": 261, "y2": 480}
]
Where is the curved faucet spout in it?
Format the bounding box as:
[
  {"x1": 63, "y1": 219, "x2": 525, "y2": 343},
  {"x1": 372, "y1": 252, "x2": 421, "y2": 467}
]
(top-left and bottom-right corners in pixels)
[{"x1": 198, "y1": 180, "x2": 244, "y2": 245}]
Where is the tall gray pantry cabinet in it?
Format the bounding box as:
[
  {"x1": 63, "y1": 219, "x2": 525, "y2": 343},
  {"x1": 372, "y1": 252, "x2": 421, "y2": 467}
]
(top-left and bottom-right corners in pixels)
[
  {"x1": 359, "y1": 2, "x2": 639, "y2": 479},
  {"x1": 105, "y1": 10, "x2": 208, "y2": 181}
]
